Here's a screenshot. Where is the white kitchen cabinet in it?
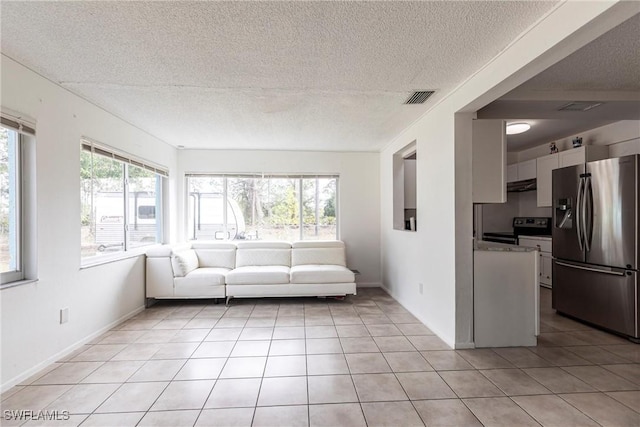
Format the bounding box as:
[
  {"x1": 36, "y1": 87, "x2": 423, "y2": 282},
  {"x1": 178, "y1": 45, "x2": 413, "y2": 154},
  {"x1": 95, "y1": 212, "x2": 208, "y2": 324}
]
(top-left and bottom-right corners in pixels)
[
  {"x1": 518, "y1": 159, "x2": 537, "y2": 180},
  {"x1": 537, "y1": 146, "x2": 610, "y2": 207},
  {"x1": 507, "y1": 159, "x2": 536, "y2": 183},
  {"x1": 540, "y1": 253, "x2": 552, "y2": 287},
  {"x1": 473, "y1": 120, "x2": 506, "y2": 203},
  {"x1": 519, "y1": 236, "x2": 552, "y2": 289},
  {"x1": 507, "y1": 164, "x2": 518, "y2": 183},
  {"x1": 474, "y1": 243, "x2": 539, "y2": 347},
  {"x1": 559, "y1": 145, "x2": 609, "y2": 168},
  {"x1": 536, "y1": 153, "x2": 559, "y2": 207}
]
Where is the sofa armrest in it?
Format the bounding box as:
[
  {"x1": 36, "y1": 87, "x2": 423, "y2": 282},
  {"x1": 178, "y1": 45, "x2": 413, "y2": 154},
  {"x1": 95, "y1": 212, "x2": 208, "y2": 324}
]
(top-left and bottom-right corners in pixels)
[{"x1": 145, "y1": 243, "x2": 192, "y2": 298}]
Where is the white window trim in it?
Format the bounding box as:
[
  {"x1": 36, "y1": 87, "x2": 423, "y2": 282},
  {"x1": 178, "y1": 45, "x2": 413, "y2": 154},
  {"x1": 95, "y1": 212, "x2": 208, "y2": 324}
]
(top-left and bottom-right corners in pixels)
[{"x1": 0, "y1": 126, "x2": 37, "y2": 289}]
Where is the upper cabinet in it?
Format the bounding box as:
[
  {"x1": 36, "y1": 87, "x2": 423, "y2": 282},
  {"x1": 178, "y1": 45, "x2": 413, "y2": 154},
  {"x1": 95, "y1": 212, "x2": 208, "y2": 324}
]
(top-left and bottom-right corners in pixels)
[
  {"x1": 507, "y1": 159, "x2": 536, "y2": 183},
  {"x1": 536, "y1": 145, "x2": 610, "y2": 207},
  {"x1": 559, "y1": 145, "x2": 609, "y2": 168},
  {"x1": 536, "y1": 153, "x2": 560, "y2": 207},
  {"x1": 473, "y1": 120, "x2": 506, "y2": 203}
]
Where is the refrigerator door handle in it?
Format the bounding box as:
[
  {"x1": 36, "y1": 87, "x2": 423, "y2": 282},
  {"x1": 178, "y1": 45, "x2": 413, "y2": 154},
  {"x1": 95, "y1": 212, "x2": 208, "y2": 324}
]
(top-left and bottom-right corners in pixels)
[
  {"x1": 555, "y1": 260, "x2": 626, "y2": 276},
  {"x1": 576, "y1": 177, "x2": 585, "y2": 251},
  {"x1": 584, "y1": 176, "x2": 593, "y2": 252}
]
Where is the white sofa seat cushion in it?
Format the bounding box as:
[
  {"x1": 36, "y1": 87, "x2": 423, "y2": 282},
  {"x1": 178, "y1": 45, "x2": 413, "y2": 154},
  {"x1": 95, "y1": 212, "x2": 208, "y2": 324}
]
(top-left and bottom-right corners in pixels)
[
  {"x1": 290, "y1": 265, "x2": 355, "y2": 284},
  {"x1": 174, "y1": 267, "x2": 230, "y2": 287},
  {"x1": 226, "y1": 266, "x2": 290, "y2": 285}
]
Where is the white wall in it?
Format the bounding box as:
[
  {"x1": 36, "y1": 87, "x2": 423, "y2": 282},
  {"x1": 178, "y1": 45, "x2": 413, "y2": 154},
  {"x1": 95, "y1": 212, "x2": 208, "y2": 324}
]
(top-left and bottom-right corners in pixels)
[
  {"x1": 0, "y1": 55, "x2": 178, "y2": 390},
  {"x1": 177, "y1": 150, "x2": 381, "y2": 286},
  {"x1": 380, "y1": 1, "x2": 634, "y2": 348},
  {"x1": 482, "y1": 194, "x2": 519, "y2": 232}
]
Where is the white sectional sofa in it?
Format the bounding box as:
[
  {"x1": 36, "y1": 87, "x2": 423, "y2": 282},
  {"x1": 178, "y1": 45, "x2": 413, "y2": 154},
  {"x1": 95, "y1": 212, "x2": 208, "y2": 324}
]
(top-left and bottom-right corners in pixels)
[{"x1": 145, "y1": 240, "x2": 356, "y2": 304}]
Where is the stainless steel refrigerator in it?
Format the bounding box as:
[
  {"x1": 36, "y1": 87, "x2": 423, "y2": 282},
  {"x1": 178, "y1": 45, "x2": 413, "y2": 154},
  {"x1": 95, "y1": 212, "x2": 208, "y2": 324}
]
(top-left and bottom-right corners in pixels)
[{"x1": 552, "y1": 154, "x2": 639, "y2": 340}]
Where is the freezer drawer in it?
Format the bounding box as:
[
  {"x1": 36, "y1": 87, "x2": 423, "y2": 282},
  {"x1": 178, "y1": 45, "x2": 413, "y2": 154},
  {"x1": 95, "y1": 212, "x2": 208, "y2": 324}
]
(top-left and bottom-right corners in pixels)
[{"x1": 552, "y1": 260, "x2": 638, "y2": 338}]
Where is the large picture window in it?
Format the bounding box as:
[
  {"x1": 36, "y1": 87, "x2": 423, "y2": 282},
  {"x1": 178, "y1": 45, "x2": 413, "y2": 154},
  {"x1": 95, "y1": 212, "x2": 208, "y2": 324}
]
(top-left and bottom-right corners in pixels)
[
  {"x1": 186, "y1": 175, "x2": 338, "y2": 241},
  {"x1": 81, "y1": 141, "x2": 167, "y2": 262}
]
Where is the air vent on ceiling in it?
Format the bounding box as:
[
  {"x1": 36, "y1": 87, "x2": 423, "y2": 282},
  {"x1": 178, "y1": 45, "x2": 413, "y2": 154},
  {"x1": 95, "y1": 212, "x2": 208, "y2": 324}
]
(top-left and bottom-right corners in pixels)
[
  {"x1": 557, "y1": 101, "x2": 604, "y2": 112},
  {"x1": 405, "y1": 91, "x2": 435, "y2": 104}
]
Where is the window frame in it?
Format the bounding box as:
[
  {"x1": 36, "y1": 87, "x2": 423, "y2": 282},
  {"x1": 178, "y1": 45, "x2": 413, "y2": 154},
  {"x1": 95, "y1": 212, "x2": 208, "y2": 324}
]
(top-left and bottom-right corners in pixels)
[
  {"x1": 80, "y1": 139, "x2": 168, "y2": 266},
  {"x1": 185, "y1": 174, "x2": 340, "y2": 242},
  {"x1": 1, "y1": 127, "x2": 24, "y2": 284}
]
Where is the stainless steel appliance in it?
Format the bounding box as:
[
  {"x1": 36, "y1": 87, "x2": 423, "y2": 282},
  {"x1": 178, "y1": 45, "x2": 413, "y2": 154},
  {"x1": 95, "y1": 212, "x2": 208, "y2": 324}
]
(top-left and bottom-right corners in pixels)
[
  {"x1": 483, "y1": 217, "x2": 551, "y2": 245},
  {"x1": 552, "y1": 154, "x2": 639, "y2": 340}
]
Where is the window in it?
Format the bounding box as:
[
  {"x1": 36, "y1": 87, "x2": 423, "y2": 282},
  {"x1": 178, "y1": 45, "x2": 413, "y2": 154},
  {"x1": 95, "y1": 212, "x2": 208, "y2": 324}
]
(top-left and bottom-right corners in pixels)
[
  {"x1": 186, "y1": 174, "x2": 338, "y2": 241},
  {"x1": 0, "y1": 126, "x2": 22, "y2": 283},
  {"x1": 81, "y1": 140, "x2": 167, "y2": 262},
  {"x1": 0, "y1": 115, "x2": 35, "y2": 286}
]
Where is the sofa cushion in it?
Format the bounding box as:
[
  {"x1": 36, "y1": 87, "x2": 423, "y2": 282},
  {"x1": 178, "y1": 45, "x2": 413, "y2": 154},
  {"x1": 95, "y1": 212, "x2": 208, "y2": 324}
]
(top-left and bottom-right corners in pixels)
[
  {"x1": 290, "y1": 265, "x2": 355, "y2": 284},
  {"x1": 226, "y1": 266, "x2": 290, "y2": 285},
  {"x1": 195, "y1": 249, "x2": 236, "y2": 269},
  {"x1": 236, "y1": 241, "x2": 292, "y2": 249},
  {"x1": 171, "y1": 249, "x2": 199, "y2": 277},
  {"x1": 174, "y1": 267, "x2": 230, "y2": 287},
  {"x1": 291, "y1": 241, "x2": 345, "y2": 249},
  {"x1": 236, "y1": 249, "x2": 290, "y2": 267},
  {"x1": 291, "y1": 248, "x2": 346, "y2": 267}
]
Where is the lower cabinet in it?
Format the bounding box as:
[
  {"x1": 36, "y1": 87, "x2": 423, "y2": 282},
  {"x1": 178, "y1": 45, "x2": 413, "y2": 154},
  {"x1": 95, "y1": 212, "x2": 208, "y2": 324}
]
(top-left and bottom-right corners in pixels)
[
  {"x1": 540, "y1": 252, "x2": 552, "y2": 288},
  {"x1": 519, "y1": 237, "x2": 553, "y2": 289}
]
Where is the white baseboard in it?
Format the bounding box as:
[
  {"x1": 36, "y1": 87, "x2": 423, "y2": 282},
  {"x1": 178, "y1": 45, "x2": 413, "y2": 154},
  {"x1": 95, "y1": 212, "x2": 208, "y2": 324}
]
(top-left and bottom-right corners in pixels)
[
  {"x1": 1, "y1": 305, "x2": 145, "y2": 393},
  {"x1": 380, "y1": 283, "x2": 457, "y2": 349}
]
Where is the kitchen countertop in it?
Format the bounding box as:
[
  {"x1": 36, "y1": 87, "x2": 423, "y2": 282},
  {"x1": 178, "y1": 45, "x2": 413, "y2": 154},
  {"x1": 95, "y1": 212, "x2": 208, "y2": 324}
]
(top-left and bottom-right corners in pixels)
[{"x1": 474, "y1": 240, "x2": 538, "y2": 252}]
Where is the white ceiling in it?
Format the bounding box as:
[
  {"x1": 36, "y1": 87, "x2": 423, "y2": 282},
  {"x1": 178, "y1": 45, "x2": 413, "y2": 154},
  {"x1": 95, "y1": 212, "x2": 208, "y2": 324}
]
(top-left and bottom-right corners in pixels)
[
  {"x1": 0, "y1": 1, "x2": 559, "y2": 151},
  {"x1": 478, "y1": 12, "x2": 640, "y2": 152}
]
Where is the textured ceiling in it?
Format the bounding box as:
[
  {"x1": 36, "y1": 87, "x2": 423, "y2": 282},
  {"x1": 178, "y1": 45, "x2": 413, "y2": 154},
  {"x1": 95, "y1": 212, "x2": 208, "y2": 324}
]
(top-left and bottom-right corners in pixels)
[
  {"x1": 479, "y1": 12, "x2": 640, "y2": 152},
  {"x1": 0, "y1": 1, "x2": 559, "y2": 151},
  {"x1": 508, "y1": 13, "x2": 640, "y2": 94}
]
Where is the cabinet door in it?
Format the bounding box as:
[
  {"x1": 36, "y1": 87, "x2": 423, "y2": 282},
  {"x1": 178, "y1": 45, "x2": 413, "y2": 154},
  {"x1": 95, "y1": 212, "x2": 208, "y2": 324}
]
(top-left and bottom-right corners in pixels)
[
  {"x1": 540, "y1": 253, "x2": 552, "y2": 286},
  {"x1": 559, "y1": 146, "x2": 585, "y2": 168},
  {"x1": 518, "y1": 159, "x2": 537, "y2": 180},
  {"x1": 507, "y1": 164, "x2": 518, "y2": 183},
  {"x1": 473, "y1": 120, "x2": 506, "y2": 203},
  {"x1": 536, "y1": 154, "x2": 559, "y2": 207}
]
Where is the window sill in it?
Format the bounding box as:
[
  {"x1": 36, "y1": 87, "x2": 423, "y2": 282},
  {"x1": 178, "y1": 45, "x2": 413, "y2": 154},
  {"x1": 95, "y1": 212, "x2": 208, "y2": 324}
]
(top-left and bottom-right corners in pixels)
[
  {"x1": 0, "y1": 278, "x2": 39, "y2": 291},
  {"x1": 80, "y1": 247, "x2": 150, "y2": 270}
]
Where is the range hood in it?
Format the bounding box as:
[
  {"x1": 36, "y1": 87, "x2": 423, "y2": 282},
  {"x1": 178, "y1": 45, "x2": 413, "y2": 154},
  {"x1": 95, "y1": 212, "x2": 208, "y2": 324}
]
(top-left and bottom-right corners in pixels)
[{"x1": 507, "y1": 178, "x2": 537, "y2": 193}]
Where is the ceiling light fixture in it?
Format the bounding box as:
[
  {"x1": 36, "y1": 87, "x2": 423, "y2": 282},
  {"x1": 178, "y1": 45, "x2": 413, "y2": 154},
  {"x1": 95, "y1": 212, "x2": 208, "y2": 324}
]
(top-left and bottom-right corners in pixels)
[{"x1": 506, "y1": 122, "x2": 531, "y2": 135}]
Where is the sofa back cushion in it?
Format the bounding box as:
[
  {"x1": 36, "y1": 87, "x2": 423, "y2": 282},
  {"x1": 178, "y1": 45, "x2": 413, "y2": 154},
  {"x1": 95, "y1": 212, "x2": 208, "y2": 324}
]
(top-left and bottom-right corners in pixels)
[
  {"x1": 171, "y1": 249, "x2": 199, "y2": 277},
  {"x1": 236, "y1": 241, "x2": 291, "y2": 267},
  {"x1": 191, "y1": 241, "x2": 237, "y2": 269},
  {"x1": 291, "y1": 241, "x2": 347, "y2": 266}
]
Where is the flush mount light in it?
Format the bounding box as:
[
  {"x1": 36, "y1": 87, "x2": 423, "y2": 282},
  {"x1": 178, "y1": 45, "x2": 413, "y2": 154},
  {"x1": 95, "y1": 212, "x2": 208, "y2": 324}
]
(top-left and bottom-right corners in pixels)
[{"x1": 506, "y1": 122, "x2": 531, "y2": 135}]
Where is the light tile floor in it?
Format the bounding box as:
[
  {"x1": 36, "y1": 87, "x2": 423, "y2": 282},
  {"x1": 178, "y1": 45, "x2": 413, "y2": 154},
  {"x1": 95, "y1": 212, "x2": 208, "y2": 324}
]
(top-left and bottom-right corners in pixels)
[{"x1": 2, "y1": 288, "x2": 639, "y2": 426}]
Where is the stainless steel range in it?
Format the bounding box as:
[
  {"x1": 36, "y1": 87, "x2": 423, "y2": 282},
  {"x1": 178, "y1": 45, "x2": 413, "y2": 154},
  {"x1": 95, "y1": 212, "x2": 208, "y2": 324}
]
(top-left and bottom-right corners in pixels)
[{"x1": 483, "y1": 217, "x2": 552, "y2": 245}]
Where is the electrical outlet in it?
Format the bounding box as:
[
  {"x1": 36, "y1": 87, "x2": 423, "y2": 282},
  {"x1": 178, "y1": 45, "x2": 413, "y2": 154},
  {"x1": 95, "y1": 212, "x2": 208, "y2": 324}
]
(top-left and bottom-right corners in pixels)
[
  {"x1": 419, "y1": 283, "x2": 423, "y2": 294},
  {"x1": 60, "y1": 307, "x2": 69, "y2": 324}
]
